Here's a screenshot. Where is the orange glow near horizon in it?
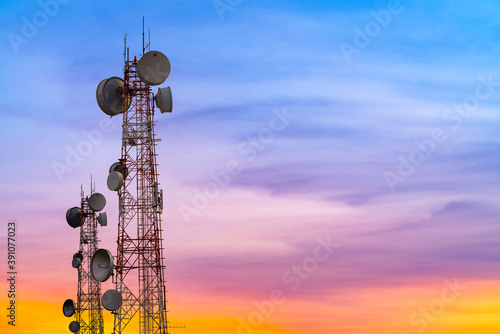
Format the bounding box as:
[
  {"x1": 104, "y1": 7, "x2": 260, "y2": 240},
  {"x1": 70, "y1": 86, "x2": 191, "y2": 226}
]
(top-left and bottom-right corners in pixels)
[{"x1": 2, "y1": 279, "x2": 499, "y2": 334}]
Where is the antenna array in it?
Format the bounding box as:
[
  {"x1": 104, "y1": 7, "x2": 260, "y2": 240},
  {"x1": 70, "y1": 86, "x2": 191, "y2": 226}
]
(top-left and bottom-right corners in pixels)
[
  {"x1": 63, "y1": 185, "x2": 107, "y2": 334},
  {"x1": 62, "y1": 18, "x2": 176, "y2": 334}
]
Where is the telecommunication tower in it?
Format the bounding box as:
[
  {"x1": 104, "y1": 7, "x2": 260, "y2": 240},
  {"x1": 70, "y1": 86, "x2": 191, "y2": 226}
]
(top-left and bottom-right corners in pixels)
[
  {"x1": 63, "y1": 184, "x2": 108, "y2": 334},
  {"x1": 92, "y1": 22, "x2": 174, "y2": 334}
]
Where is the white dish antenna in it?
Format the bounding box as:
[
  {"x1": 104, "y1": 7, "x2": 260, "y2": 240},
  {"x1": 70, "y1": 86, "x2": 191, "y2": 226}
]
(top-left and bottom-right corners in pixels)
[
  {"x1": 96, "y1": 77, "x2": 131, "y2": 116},
  {"x1": 107, "y1": 171, "x2": 124, "y2": 191},
  {"x1": 155, "y1": 87, "x2": 173, "y2": 113},
  {"x1": 69, "y1": 321, "x2": 80, "y2": 333},
  {"x1": 88, "y1": 193, "x2": 106, "y2": 212},
  {"x1": 66, "y1": 207, "x2": 82, "y2": 228},
  {"x1": 102, "y1": 289, "x2": 123, "y2": 311},
  {"x1": 90, "y1": 249, "x2": 114, "y2": 282},
  {"x1": 137, "y1": 51, "x2": 171, "y2": 86},
  {"x1": 97, "y1": 212, "x2": 107, "y2": 227},
  {"x1": 109, "y1": 162, "x2": 121, "y2": 173},
  {"x1": 63, "y1": 299, "x2": 76, "y2": 317},
  {"x1": 109, "y1": 161, "x2": 128, "y2": 178}
]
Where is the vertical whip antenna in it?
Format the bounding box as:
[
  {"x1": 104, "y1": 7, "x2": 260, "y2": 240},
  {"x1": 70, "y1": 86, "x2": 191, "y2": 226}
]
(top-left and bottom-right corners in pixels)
[{"x1": 123, "y1": 33, "x2": 127, "y2": 64}]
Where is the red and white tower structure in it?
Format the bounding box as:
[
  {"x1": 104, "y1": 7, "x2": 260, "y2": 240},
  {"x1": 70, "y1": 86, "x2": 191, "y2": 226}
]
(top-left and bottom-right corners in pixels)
[
  {"x1": 94, "y1": 29, "x2": 174, "y2": 334},
  {"x1": 64, "y1": 185, "x2": 108, "y2": 334},
  {"x1": 114, "y1": 55, "x2": 168, "y2": 334},
  {"x1": 77, "y1": 189, "x2": 106, "y2": 334}
]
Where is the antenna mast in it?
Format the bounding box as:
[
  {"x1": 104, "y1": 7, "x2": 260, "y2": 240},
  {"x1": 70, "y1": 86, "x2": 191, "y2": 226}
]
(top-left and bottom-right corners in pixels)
[
  {"x1": 76, "y1": 189, "x2": 104, "y2": 334},
  {"x1": 94, "y1": 18, "x2": 175, "y2": 334},
  {"x1": 124, "y1": 33, "x2": 127, "y2": 64},
  {"x1": 63, "y1": 186, "x2": 108, "y2": 334},
  {"x1": 114, "y1": 40, "x2": 168, "y2": 334}
]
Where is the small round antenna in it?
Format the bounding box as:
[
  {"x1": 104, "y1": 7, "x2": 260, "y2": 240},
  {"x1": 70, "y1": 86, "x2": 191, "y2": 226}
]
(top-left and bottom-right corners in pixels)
[
  {"x1": 66, "y1": 207, "x2": 83, "y2": 228},
  {"x1": 72, "y1": 257, "x2": 81, "y2": 268},
  {"x1": 155, "y1": 87, "x2": 173, "y2": 114},
  {"x1": 107, "y1": 171, "x2": 124, "y2": 191},
  {"x1": 137, "y1": 51, "x2": 171, "y2": 86},
  {"x1": 63, "y1": 299, "x2": 76, "y2": 317},
  {"x1": 69, "y1": 321, "x2": 80, "y2": 333},
  {"x1": 97, "y1": 212, "x2": 107, "y2": 227},
  {"x1": 88, "y1": 193, "x2": 106, "y2": 212},
  {"x1": 96, "y1": 77, "x2": 131, "y2": 116},
  {"x1": 72, "y1": 252, "x2": 83, "y2": 268},
  {"x1": 90, "y1": 249, "x2": 114, "y2": 282},
  {"x1": 102, "y1": 289, "x2": 123, "y2": 311},
  {"x1": 109, "y1": 162, "x2": 121, "y2": 173},
  {"x1": 109, "y1": 161, "x2": 129, "y2": 178}
]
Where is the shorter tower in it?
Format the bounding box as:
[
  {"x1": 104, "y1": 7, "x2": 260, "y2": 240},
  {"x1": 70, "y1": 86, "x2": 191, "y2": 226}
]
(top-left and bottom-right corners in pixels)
[{"x1": 63, "y1": 184, "x2": 108, "y2": 334}]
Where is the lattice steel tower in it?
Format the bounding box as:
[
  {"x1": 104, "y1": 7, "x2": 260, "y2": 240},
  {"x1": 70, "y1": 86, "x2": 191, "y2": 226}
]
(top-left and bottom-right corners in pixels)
[
  {"x1": 77, "y1": 189, "x2": 105, "y2": 334},
  {"x1": 115, "y1": 56, "x2": 168, "y2": 334},
  {"x1": 64, "y1": 185, "x2": 108, "y2": 334},
  {"x1": 95, "y1": 28, "x2": 174, "y2": 334}
]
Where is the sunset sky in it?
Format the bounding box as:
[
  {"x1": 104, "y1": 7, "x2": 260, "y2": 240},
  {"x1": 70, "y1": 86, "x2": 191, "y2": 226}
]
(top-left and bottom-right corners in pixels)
[{"x1": 1, "y1": 0, "x2": 500, "y2": 333}]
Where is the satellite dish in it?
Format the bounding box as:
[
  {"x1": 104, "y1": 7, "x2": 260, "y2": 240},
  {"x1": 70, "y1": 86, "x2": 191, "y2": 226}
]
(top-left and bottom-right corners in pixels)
[
  {"x1": 90, "y1": 249, "x2": 114, "y2": 282},
  {"x1": 137, "y1": 51, "x2": 171, "y2": 86},
  {"x1": 72, "y1": 252, "x2": 83, "y2": 268},
  {"x1": 102, "y1": 289, "x2": 123, "y2": 311},
  {"x1": 63, "y1": 299, "x2": 76, "y2": 317},
  {"x1": 109, "y1": 161, "x2": 128, "y2": 178},
  {"x1": 109, "y1": 162, "x2": 121, "y2": 173},
  {"x1": 69, "y1": 321, "x2": 80, "y2": 333},
  {"x1": 107, "y1": 171, "x2": 124, "y2": 191},
  {"x1": 96, "y1": 77, "x2": 131, "y2": 116},
  {"x1": 88, "y1": 193, "x2": 106, "y2": 212},
  {"x1": 72, "y1": 257, "x2": 81, "y2": 268},
  {"x1": 97, "y1": 212, "x2": 107, "y2": 227},
  {"x1": 66, "y1": 207, "x2": 82, "y2": 228},
  {"x1": 155, "y1": 87, "x2": 173, "y2": 114}
]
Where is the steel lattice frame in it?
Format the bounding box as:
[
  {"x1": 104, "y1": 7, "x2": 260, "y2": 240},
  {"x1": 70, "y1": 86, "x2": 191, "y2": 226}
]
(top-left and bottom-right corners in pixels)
[
  {"x1": 113, "y1": 59, "x2": 168, "y2": 334},
  {"x1": 76, "y1": 194, "x2": 104, "y2": 334}
]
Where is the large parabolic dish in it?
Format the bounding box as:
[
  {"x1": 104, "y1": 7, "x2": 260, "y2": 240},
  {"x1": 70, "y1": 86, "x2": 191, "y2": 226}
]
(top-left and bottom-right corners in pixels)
[
  {"x1": 137, "y1": 51, "x2": 171, "y2": 86},
  {"x1": 88, "y1": 193, "x2": 106, "y2": 212},
  {"x1": 63, "y1": 299, "x2": 76, "y2": 317},
  {"x1": 66, "y1": 207, "x2": 82, "y2": 228},
  {"x1": 96, "y1": 77, "x2": 131, "y2": 116},
  {"x1": 90, "y1": 249, "x2": 114, "y2": 282}
]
